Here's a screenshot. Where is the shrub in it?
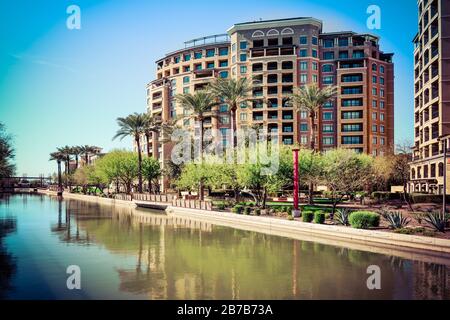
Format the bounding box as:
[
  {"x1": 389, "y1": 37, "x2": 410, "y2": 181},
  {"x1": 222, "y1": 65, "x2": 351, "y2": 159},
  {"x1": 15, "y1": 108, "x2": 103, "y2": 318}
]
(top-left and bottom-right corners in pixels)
[
  {"x1": 217, "y1": 203, "x2": 226, "y2": 210},
  {"x1": 254, "y1": 208, "x2": 261, "y2": 216},
  {"x1": 287, "y1": 216, "x2": 295, "y2": 221},
  {"x1": 423, "y1": 211, "x2": 447, "y2": 232},
  {"x1": 231, "y1": 205, "x2": 243, "y2": 214},
  {"x1": 243, "y1": 207, "x2": 251, "y2": 215},
  {"x1": 286, "y1": 207, "x2": 293, "y2": 215},
  {"x1": 349, "y1": 211, "x2": 380, "y2": 229},
  {"x1": 381, "y1": 211, "x2": 411, "y2": 230},
  {"x1": 394, "y1": 227, "x2": 425, "y2": 235},
  {"x1": 371, "y1": 192, "x2": 401, "y2": 201},
  {"x1": 314, "y1": 211, "x2": 326, "y2": 224},
  {"x1": 410, "y1": 193, "x2": 450, "y2": 204},
  {"x1": 335, "y1": 208, "x2": 351, "y2": 226},
  {"x1": 302, "y1": 211, "x2": 314, "y2": 223}
]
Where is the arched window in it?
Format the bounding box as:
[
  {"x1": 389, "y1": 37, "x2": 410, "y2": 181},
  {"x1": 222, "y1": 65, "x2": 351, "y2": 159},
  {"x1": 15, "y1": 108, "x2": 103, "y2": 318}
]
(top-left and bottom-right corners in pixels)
[
  {"x1": 281, "y1": 27, "x2": 294, "y2": 35},
  {"x1": 252, "y1": 30, "x2": 264, "y2": 38},
  {"x1": 266, "y1": 29, "x2": 279, "y2": 36}
]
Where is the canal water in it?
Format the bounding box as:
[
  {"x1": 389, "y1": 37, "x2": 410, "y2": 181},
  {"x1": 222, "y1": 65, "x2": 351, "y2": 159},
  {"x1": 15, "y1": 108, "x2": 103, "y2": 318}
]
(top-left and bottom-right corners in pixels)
[{"x1": 0, "y1": 194, "x2": 449, "y2": 300}]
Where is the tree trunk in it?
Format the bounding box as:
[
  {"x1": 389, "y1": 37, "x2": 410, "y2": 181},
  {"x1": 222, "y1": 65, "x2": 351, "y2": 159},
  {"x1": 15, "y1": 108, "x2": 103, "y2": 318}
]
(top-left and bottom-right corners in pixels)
[
  {"x1": 230, "y1": 104, "x2": 237, "y2": 150},
  {"x1": 136, "y1": 137, "x2": 143, "y2": 193},
  {"x1": 145, "y1": 132, "x2": 151, "y2": 157},
  {"x1": 262, "y1": 186, "x2": 267, "y2": 209},
  {"x1": 57, "y1": 160, "x2": 62, "y2": 194},
  {"x1": 199, "y1": 119, "x2": 204, "y2": 201},
  {"x1": 148, "y1": 178, "x2": 152, "y2": 194},
  {"x1": 75, "y1": 155, "x2": 79, "y2": 170},
  {"x1": 85, "y1": 153, "x2": 89, "y2": 166},
  {"x1": 309, "y1": 112, "x2": 316, "y2": 151}
]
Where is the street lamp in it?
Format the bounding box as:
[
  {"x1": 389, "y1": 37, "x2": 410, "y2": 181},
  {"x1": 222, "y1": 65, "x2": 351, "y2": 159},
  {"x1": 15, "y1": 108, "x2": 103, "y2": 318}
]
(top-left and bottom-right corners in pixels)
[
  {"x1": 292, "y1": 147, "x2": 301, "y2": 218},
  {"x1": 438, "y1": 134, "x2": 450, "y2": 220}
]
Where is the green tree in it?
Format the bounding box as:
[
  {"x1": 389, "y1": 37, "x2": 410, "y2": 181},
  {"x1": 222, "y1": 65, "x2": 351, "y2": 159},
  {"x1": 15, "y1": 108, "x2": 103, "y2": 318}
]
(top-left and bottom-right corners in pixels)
[
  {"x1": 321, "y1": 149, "x2": 374, "y2": 217},
  {"x1": 208, "y1": 78, "x2": 252, "y2": 149},
  {"x1": 175, "y1": 91, "x2": 218, "y2": 200},
  {"x1": 78, "y1": 145, "x2": 101, "y2": 167},
  {"x1": 96, "y1": 150, "x2": 139, "y2": 194},
  {"x1": 142, "y1": 156, "x2": 161, "y2": 193},
  {"x1": 0, "y1": 123, "x2": 15, "y2": 178},
  {"x1": 142, "y1": 114, "x2": 160, "y2": 157},
  {"x1": 113, "y1": 113, "x2": 146, "y2": 193},
  {"x1": 298, "y1": 148, "x2": 324, "y2": 204}
]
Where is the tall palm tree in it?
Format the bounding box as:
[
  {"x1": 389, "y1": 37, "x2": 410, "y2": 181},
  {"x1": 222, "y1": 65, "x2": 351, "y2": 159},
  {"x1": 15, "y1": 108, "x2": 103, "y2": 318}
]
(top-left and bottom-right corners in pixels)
[
  {"x1": 113, "y1": 113, "x2": 146, "y2": 193},
  {"x1": 57, "y1": 145, "x2": 72, "y2": 177},
  {"x1": 175, "y1": 90, "x2": 218, "y2": 201},
  {"x1": 142, "y1": 113, "x2": 160, "y2": 158},
  {"x1": 78, "y1": 145, "x2": 101, "y2": 166},
  {"x1": 208, "y1": 78, "x2": 251, "y2": 149},
  {"x1": 290, "y1": 84, "x2": 337, "y2": 204},
  {"x1": 70, "y1": 146, "x2": 82, "y2": 170},
  {"x1": 289, "y1": 84, "x2": 337, "y2": 151},
  {"x1": 49, "y1": 151, "x2": 65, "y2": 195},
  {"x1": 174, "y1": 90, "x2": 219, "y2": 156}
]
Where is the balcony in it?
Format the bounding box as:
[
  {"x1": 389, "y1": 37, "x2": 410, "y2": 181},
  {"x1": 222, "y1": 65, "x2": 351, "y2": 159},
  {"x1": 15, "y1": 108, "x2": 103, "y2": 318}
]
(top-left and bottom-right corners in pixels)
[{"x1": 250, "y1": 45, "x2": 296, "y2": 58}]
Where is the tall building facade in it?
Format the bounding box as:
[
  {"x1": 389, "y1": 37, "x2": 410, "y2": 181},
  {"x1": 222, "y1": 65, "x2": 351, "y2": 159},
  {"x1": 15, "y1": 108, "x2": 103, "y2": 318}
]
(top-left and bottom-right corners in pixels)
[
  {"x1": 409, "y1": 0, "x2": 450, "y2": 194},
  {"x1": 142, "y1": 17, "x2": 395, "y2": 190}
]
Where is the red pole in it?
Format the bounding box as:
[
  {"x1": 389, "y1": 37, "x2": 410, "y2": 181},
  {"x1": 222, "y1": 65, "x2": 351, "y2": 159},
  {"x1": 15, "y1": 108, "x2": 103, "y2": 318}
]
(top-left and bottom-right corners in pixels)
[{"x1": 293, "y1": 148, "x2": 299, "y2": 211}]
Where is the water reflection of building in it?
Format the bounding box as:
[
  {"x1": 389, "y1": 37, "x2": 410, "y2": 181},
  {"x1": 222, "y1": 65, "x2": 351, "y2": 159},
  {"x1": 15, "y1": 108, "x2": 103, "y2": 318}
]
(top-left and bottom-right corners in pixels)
[{"x1": 413, "y1": 261, "x2": 450, "y2": 299}]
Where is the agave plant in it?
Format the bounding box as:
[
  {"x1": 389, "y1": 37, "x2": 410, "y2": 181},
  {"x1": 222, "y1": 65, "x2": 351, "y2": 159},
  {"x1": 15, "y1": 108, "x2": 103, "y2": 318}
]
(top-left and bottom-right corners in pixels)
[
  {"x1": 423, "y1": 211, "x2": 448, "y2": 233},
  {"x1": 382, "y1": 211, "x2": 410, "y2": 230},
  {"x1": 335, "y1": 208, "x2": 351, "y2": 226}
]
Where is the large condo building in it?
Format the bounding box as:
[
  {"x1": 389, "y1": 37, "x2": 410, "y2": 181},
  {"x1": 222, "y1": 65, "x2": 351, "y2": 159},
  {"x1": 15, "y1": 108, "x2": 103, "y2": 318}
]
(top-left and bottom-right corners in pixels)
[
  {"x1": 141, "y1": 17, "x2": 395, "y2": 190},
  {"x1": 409, "y1": 0, "x2": 450, "y2": 194}
]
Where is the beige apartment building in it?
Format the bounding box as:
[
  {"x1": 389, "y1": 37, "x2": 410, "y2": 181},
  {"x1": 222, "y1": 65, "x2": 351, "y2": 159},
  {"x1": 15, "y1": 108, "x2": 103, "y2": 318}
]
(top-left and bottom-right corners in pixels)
[
  {"x1": 140, "y1": 17, "x2": 395, "y2": 191},
  {"x1": 409, "y1": 0, "x2": 450, "y2": 194}
]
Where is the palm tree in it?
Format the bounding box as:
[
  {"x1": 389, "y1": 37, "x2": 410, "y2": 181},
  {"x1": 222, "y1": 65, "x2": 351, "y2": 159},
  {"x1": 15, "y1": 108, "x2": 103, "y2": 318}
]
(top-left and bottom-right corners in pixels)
[
  {"x1": 290, "y1": 84, "x2": 337, "y2": 204},
  {"x1": 289, "y1": 84, "x2": 337, "y2": 151},
  {"x1": 70, "y1": 146, "x2": 82, "y2": 170},
  {"x1": 57, "y1": 145, "x2": 72, "y2": 178},
  {"x1": 78, "y1": 145, "x2": 101, "y2": 167},
  {"x1": 113, "y1": 113, "x2": 146, "y2": 193},
  {"x1": 49, "y1": 151, "x2": 65, "y2": 195},
  {"x1": 142, "y1": 113, "x2": 160, "y2": 158},
  {"x1": 208, "y1": 78, "x2": 251, "y2": 149},
  {"x1": 175, "y1": 90, "x2": 218, "y2": 200}
]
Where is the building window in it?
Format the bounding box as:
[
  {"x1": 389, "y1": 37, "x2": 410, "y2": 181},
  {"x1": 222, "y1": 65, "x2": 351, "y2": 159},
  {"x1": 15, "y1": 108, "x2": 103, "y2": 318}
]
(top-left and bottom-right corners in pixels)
[
  {"x1": 372, "y1": 112, "x2": 377, "y2": 120},
  {"x1": 342, "y1": 136, "x2": 363, "y2": 145},
  {"x1": 372, "y1": 100, "x2": 377, "y2": 108},
  {"x1": 184, "y1": 54, "x2": 191, "y2": 61},
  {"x1": 372, "y1": 63, "x2": 377, "y2": 71},
  {"x1": 232, "y1": 55, "x2": 236, "y2": 63},
  {"x1": 372, "y1": 88, "x2": 377, "y2": 95},
  {"x1": 312, "y1": 36, "x2": 318, "y2": 45},
  {"x1": 323, "y1": 76, "x2": 334, "y2": 85},
  {"x1": 380, "y1": 113, "x2": 385, "y2": 121},
  {"x1": 312, "y1": 49, "x2": 318, "y2": 58},
  {"x1": 312, "y1": 62, "x2": 318, "y2": 70},
  {"x1": 380, "y1": 89, "x2": 385, "y2": 97},
  {"x1": 380, "y1": 77, "x2": 385, "y2": 85},
  {"x1": 219, "y1": 60, "x2": 228, "y2": 67},
  {"x1": 323, "y1": 39, "x2": 334, "y2": 48},
  {"x1": 240, "y1": 41, "x2": 247, "y2": 50},
  {"x1": 300, "y1": 123, "x2": 308, "y2": 131},
  {"x1": 300, "y1": 135, "x2": 308, "y2": 144},
  {"x1": 300, "y1": 61, "x2": 308, "y2": 70},
  {"x1": 339, "y1": 51, "x2": 349, "y2": 59},
  {"x1": 220, "y1": 115, "x2": 230, "y2": 124},
  {"x1": 174, "y1": 56, "x2": 180, "y2": 63},
  {"x1": 312, "y1": 75, "x2": 318, "y2": 83},
  {"x1": 372, "y1": 76, "x2": 377, "y2": 83},
  {"x1": 372, "y1": 137, "x2": 378, "y2": 144},
  {"x1": 183, "y1": 87, "x2": 189, "y2": 94},
  {"x1": 207, "y1": 62, "x2": 215, "y2": 69},
  {"x1": 219, "y1": 71, "x2": 228, "y2": 78},
  {"x1": 323, "y1": 112, "x2": 333, "y2": 120},
  {"x1": 239, "y1": 113, "x2": 247, "y2": 121},
  {"x1": 206, "y1": 49, "x2": 215, "y2": 57},
  {"x1": 322, "y1": 64, "x2": 333, "y2": 72},
  {"x1": 323, "y1": 101, "x2": 333, "y2": 108},
  {"x1": 240, "y1": 54, "x2": 247, "y2": 62},
  {"x1": 183, "y1": 76, "x2": 190, "y2": 84},
  {"x1": 380, "y1": 101, "x2": 385, "y2": 109},
  {"x1": 323, "y1": 137, "x2": 334, "y2": 145},
  {"x1": 194, "y1": 51, "x2": 202, "y2": 59},
  {"x1": 240, "y1": 66, "x2": 247, "y2": 74},
  {"x1": 299, "y1": 49, "x2": 308, "y2": 57},
  {"x1": 300, "y1": 111, "x2": 307, "y2": 119},
  {"x1": 380, "y1": 137, "x2": 385, "y2": 145},
  {"x1": 231, "y1": 43, "x2": 236, "y2": 52},
  {"x1": 380, "y1": 65, "x2": 385, "y2": 73},
  {"x1": 323, "y1": 52, "x2": 334, "y2": 60},
  {"x1": 372, "y1": 125, "x2": 377, "y2": 132},
  {"x1": 300, "y1": 74, "x2": 308, "y2": 83},
  {"x1": 299, "y1": 36, "x2": 308, "y2": 45},
  {"x1": 219, "y1": 47, "x2": 228, "y2": 56},
  {"x1": 380, "y1": 125, "x2": 385, "y2": 133},
  {"x1": 183, "y1": 66, "x2": 190, "y2": 72},
  {"x1": 338, "y1": 38, "x2": 348, "y2": 47},
  {"x1": 323, "y1": 124, "x2": 334, "y2": 132}
]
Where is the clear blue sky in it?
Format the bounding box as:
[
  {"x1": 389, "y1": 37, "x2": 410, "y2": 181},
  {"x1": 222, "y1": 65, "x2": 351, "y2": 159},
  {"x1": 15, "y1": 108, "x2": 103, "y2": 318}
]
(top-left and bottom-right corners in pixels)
[{"x1": 0, "y1": 0, "x2": 417, "y2": 176}]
